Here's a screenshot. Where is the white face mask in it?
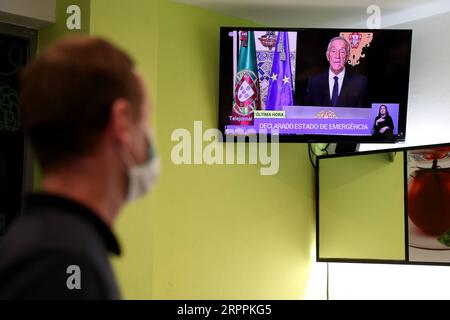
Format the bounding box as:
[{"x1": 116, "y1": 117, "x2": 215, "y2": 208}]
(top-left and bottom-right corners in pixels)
[{"x1": 122, "y1": 134, "x2": 160, "y2": 203}]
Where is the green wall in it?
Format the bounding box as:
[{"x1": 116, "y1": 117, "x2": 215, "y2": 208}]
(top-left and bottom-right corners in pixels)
[
  {"x1": 90, "y1": 0, "x2": 316, "y2": 299},
  {"x1": 319, "y1": 152, "x2": 406, "y2": 261}
]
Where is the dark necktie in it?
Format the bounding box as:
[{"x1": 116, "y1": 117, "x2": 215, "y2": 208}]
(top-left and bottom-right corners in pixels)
[{"x1": 331, "y1": 76, "x2": 339, "y2": 107}]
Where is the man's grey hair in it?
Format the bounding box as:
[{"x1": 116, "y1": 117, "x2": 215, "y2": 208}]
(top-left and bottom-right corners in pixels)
[{"x1": 326, "y1": 36, "x2": 350, "y2": 57}]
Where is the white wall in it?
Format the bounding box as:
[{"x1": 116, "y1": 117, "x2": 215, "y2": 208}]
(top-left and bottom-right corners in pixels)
[{"x1": 0, "y1": 0, "x2": 55, "y2": 29}]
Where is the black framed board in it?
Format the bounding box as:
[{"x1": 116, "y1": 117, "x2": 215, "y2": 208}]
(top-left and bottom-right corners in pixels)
[{"x1": 316, "y1": 142, "x2": 450, "y2": 266}]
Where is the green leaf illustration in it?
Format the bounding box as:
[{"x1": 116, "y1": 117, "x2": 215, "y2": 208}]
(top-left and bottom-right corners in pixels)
[{"x1": 438, "y1": 230, "x2": 450, "y2": 247}]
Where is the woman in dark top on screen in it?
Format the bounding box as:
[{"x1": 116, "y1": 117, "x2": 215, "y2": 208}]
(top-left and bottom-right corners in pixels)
[{"x1": 373, "y1": 104, "x2": 394, "y2": 137}]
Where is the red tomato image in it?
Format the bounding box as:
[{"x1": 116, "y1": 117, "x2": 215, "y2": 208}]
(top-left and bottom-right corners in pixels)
[{"x1": 408, "y1": 161, "x2": 450, "y2": 236}]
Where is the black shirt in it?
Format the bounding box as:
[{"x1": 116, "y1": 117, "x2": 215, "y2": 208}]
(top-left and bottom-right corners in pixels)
[{"x1": 0, "y1": 194, "x2": 121, "y2": 300}]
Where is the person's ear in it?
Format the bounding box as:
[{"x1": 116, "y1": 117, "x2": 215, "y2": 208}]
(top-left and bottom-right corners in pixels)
[{"x1": 109, "y1": 98, "x2": 135, "y2": 146}]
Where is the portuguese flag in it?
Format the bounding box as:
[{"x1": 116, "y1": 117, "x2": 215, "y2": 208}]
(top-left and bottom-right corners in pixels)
[{"x1": 231, "y1": 31, "x2": 260, "y2": 125}]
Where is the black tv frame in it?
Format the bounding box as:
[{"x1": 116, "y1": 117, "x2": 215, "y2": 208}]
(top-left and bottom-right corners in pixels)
[{"x1": 218, "y1": 27, "x2": 413, "y2": 144}]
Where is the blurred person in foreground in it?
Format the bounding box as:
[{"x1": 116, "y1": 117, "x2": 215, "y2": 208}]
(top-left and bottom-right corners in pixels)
[{"x1": 0, "y1": 36, "x2": 158, "y2": 299}]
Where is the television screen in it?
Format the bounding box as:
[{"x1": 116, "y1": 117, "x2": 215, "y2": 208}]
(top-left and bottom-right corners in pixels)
[{"x1": 218, "y1": 28, "x2": 413, "y2": 143}]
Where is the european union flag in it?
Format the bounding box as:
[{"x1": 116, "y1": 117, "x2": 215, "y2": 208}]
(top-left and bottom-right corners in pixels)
[{"x1": 266, "y1": 32, "x2": 294, "y2": 110}]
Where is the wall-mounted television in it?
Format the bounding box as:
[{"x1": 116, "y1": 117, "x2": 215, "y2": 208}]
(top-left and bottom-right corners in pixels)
[{"x1": 218, "y1": 27, "x2": 413, "y2": 143}]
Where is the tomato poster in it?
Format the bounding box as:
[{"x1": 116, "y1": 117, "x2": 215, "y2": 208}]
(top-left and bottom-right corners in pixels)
[{"x1": 407, "y1": 146, "x2": 450, "y2": 263}]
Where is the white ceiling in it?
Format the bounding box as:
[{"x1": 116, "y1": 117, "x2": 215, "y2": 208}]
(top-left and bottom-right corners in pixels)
[{"x1": 173, "y1": 0, "x2": 450, "y2": 27}]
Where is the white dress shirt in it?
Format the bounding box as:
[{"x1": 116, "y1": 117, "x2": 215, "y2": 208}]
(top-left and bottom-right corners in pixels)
[{"x1": 328, "y1": 68, "x2": 346, "y2": 101}]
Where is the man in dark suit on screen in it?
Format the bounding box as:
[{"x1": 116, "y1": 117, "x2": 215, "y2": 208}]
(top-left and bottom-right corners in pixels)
[{"x1": 305, "y1": 36, "x2": 368, "y2": 108}]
